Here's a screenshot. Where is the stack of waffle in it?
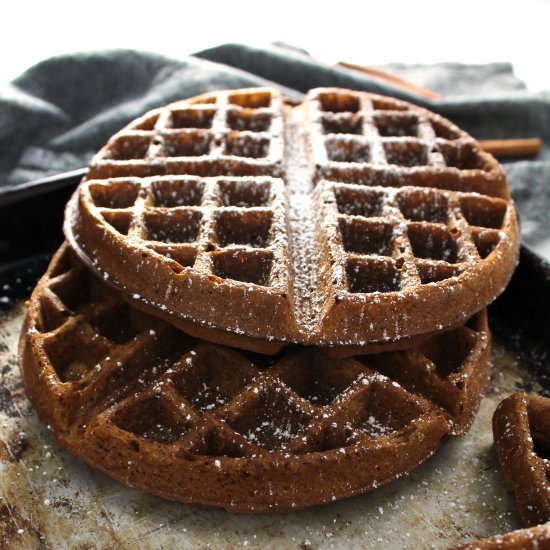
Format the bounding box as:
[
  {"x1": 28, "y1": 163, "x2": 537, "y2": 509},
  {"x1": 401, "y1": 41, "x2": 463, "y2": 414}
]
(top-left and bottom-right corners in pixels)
[{"x1": 19, "y1": 88, "x2": 520, "y2": 512}]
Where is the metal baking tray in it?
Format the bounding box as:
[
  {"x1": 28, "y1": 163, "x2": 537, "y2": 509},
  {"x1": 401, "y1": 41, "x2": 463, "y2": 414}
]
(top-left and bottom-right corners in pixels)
[{"x1": 1, "y1": 181, "x2": 549, "y2": 548}]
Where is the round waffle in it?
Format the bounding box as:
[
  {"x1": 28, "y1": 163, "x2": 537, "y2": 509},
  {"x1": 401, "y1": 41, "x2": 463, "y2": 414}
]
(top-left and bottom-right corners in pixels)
[
  {"x1": 20, "y1": 244, "x2": 491, "y2": 512},
  {"x1": 65, "y1": 87, "x2": 519, "y2": 351}
]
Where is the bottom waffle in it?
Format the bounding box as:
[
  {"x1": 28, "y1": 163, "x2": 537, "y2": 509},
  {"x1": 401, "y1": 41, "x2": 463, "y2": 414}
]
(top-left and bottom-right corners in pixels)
[
  {"x1": 126, "y1": 292, "x2": 474, "y2": 358},
  {"x1": 19, "y1": 244, "x2": 491, "y2": 513}
]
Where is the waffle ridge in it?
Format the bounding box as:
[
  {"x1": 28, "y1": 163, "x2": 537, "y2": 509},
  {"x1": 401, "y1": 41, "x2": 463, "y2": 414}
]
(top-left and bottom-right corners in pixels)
[
  {"x1": 65, "y1": 87, "x2": 519, "y2": 351},
  {"x1": 20, "y1": 245, "x2": 492, "y2": 512}
]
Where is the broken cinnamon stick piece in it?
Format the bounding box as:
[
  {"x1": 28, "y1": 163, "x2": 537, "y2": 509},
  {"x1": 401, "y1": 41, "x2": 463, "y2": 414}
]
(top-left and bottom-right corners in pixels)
[
  {"x1": 479, "y1": 138, "x2": 542, "y2": 159},
  {"x1": 337, "y1": 61, "x2": 441, "y2": 101}
]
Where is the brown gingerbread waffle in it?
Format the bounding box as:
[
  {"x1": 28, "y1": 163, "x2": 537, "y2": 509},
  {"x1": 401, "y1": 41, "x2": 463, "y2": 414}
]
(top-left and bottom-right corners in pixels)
[
  {"x1": 493, "y1": 392, "x2": 550, "y2": 527},
  {"x1": 453, "y1": 524, "x2": 550, "y2": 549},
  {"x1": 64, "y1": 87, "x2": 519, "y2": 352},
  {"x1": 19, "y1": 244, "x2": 492, "y2": 513}
]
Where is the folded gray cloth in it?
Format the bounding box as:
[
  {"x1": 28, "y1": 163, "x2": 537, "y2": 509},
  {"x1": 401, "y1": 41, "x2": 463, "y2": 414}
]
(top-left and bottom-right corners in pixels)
[{"x1": 2, "y1": 43, "x2": 549, "y2": 255}]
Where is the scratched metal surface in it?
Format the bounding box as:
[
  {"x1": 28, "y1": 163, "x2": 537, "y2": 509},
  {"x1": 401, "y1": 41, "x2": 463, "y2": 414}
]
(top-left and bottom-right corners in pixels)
[{"x1": 0, "y1": 303, "x2": 537, "y2": 550}]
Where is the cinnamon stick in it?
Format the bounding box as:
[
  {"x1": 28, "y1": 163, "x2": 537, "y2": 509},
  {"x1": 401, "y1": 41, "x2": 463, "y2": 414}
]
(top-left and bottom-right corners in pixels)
[
  {"x1": 337, "y1": 61, "x2": 441, "y2": 101},
  {"x1": 479, "y1": 138, "x2": 542, "y2": 159}
]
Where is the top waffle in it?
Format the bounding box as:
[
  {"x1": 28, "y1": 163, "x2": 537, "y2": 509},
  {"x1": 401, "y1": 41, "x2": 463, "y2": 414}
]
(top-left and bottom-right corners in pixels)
[{"x1": 65, "y1": 88, "x2": 519, "y2": 348}]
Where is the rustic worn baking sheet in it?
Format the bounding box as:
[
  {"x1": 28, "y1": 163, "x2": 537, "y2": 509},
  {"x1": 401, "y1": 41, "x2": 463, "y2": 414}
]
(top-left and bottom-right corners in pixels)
[{"x1": 0, "y1": 302, "x2": 536, "y2": 550}]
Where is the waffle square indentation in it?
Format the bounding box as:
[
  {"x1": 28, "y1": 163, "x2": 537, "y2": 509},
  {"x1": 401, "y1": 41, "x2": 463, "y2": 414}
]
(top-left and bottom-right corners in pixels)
[
  {"x1": 147, "y1": 245, "x2": 197, "y2": 269},
  {"x1": 190, "y1": 95, "x2": 217, "y2": 105},
  {"x1": 334, "y1": 185, "x2": 385, "y2": 218},
  {"x1": 133, "y1": 113, "x2": 159, "y2": 131},
  {"x1": 48, "y1": 268, "x2": 92, "y2": 312},
  {"x1": 215, "y1": 210, "x2": 272, "y2": 248},
  {"x1": 346, "y1": 257, "x2": 401, "y2": 293},
  {"x1": 101, "y1": 211, "x2": 132, "y2": 235},
  {"x1": 318, "y1": 92, "x2": 360, "y2": 113},
  {"x1": 211, "y1": 249, "x2": 273, "y2": 286},
  {"x1": 326, "y1": 136, "x2": 370, "y2": 163},
  {"x1": 228, "y1": 91, "x2": 272, "y2": 109},
  {"x1": 163, "y1": 132, "x2": 212, "y2": 157},
  {"x1": 107, "y1": 135, "x2": 151, "y2": 160},
  {"x1": 353, "y1": 382, "x2": 426, "y2": 438},
  {"x1": 438, "y1": 142, "x2": 484, "y2": 170},
  {"x1": 144, "y1": 209, "x2": 202, "y2": 243},
  {"x1": 374, "y1": 113, "x2": 419, "y2": 137},
  {"x1": 397, "y1": 189, "x2": 449, "y2": 224},
  {"x1": 224, "y1": 385, "x2": 311, "y2": 450},
  {"x1": 224, "y1": 134, "x2": 270, "y2": 158},
  {"x1": 168, "y1": 346, "x2": 257, "y2": 412},
  {"x1": 184, "y1": 423, "x2": 256, "y2": 458},
  {"x1": 322, "y1": 113, "x2": 363, "y2": 135},
  {"x1": 113, "y1": 394, "x2": 190, "y2": 444},
  {"x1": 218, "y1": 180, "x2": 271, "y2": 208},
  {"x1": 407, "y1": 224, "x2": 460, "y2": 263},
  {"x1": 150, "y1": 178, "x2": 205, "y2": 207},
  {"x1": 273, "y1": 351, "x2": 365, "y2": 406},
  {"x1": 227, "y1": 110, "x2": 272, "y2": 132},
  {"x1": 418, "y1": 326, "x2": 477, "y2": 379},
  {"x1": 89, "y1": 181, "x2": 140, "y2": 209},
  {"x1": 383, "y1": 141, "x2": 428, "y2": 167},
  {"x1": 371, "y1": 98, "x2": 409, "y2": 112},
  {"x1": 431, "y1": 118, "x2": 461, "y2": 140},
  {"x1": 459, "y1": 195, "x2": 507, "y2": 229},
  {"x1": 42, "y1": 323, "x2": 110, "y2": 383},
  {"x1": 169, "y1": 108, "x2": 216, "y2": 129},
  {"x1": 472, "y1": 229, "x2": 501, "y2": 259},
  {"x1": 90, "y1": 302, "x2": 141, "y2": 345},
  {"x1": 339, "y1": 218, "x2": 394, "y2": 256}
]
